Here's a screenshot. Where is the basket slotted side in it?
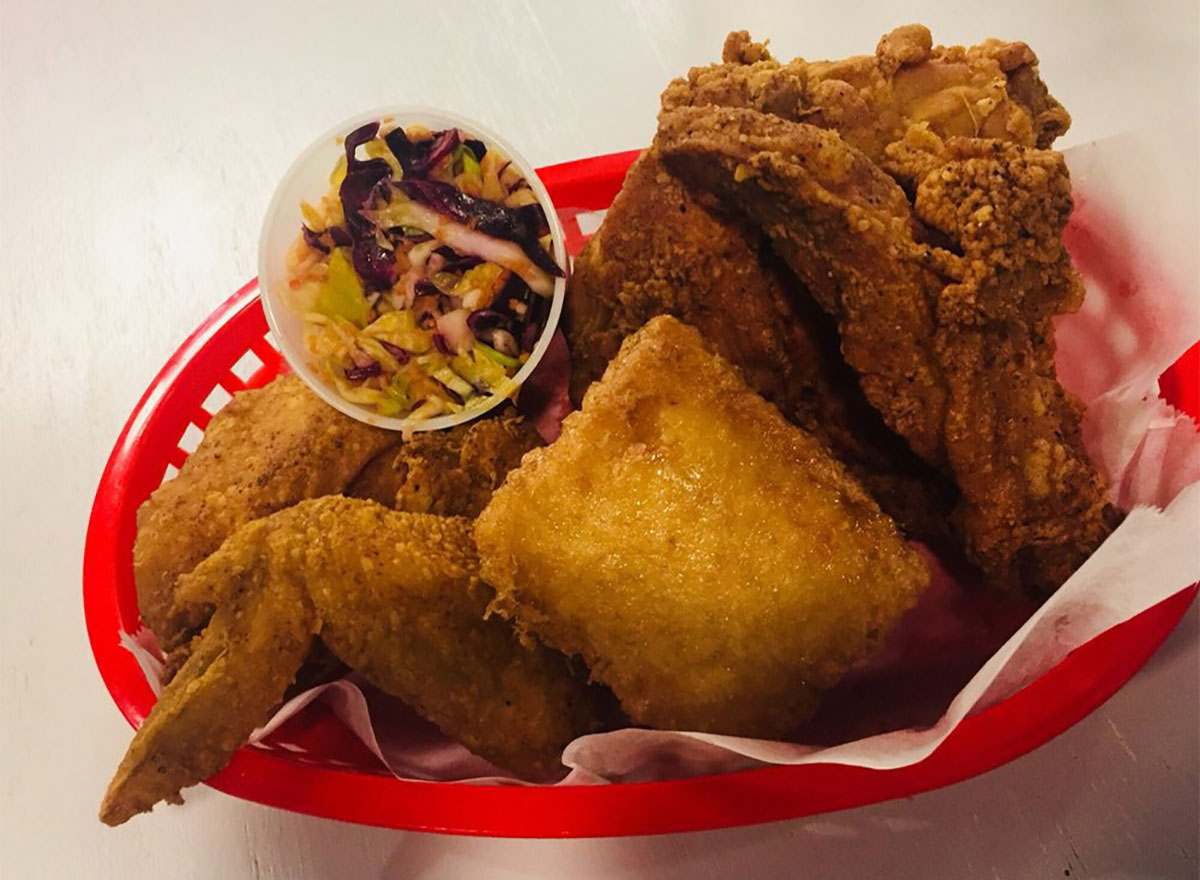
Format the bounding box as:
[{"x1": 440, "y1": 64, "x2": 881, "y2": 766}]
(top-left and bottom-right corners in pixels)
[{"x1": 86, "y1": 290, "x2": 281, "y2": 710}]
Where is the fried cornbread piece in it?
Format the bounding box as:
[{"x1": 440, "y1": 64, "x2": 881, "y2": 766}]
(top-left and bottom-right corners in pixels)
[
  {"x1": 133, "y1": 374, "x2": 397, "y2": 646},
  {"x1": 476, "y1": 317, "x2": 929, "y2": 737}
]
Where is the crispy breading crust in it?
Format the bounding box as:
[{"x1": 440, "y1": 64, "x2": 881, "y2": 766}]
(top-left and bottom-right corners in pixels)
[
  {"x1": 133, "y1": 374, "x2": 397, "y2": 646},
  {"x1": 566, "y1": 151, "x2": 822, "y2": 422},
  {"x1": 477, "y1": 316, "x2": 929, "y2": 737},
  {"x1": 659, "y1": 106, "x2": 951, "y2": 464},
  {"x1": 103, "y1": 514, "x2": 319, "y2": 826},
  {"x1": 661, "y1": 24, "x2": 1071, "y2": 183},
  {"x1": 347, "y1": 406, "x2": 541, "y2": 518}
]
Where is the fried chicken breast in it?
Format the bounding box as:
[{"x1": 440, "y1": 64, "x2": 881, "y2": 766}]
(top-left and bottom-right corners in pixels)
[
  {"x1": 662, "y1": 25, "x2": 1071, "y2": 183},
  {"x1": 476, "y1": 316, "x2": 929, "y2": 737},
  {"x1": 658, "y1": 105, "x2": 1114, "y2": 596}
]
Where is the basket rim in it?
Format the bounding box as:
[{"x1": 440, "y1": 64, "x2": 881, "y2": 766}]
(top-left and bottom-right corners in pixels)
[{"x1": 83, "y1": 151, "x2": 1200, "y2": 837}]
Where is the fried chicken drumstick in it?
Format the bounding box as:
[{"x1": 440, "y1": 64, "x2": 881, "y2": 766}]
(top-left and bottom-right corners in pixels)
[{"x1": 658, "y1": 103, "x2": 1114, "y2": 596}]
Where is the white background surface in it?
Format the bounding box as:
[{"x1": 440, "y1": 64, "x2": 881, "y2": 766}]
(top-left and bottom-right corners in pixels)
[{"x1": 2, "y1": 1, "x2": 1197, "y2": 877}]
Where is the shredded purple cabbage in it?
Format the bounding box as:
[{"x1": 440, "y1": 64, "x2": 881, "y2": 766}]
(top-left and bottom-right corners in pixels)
[
  {"x1": 433, "y1": 246, "x2": 483, "y2": 273},
  {"x1": 396, "y1": 179, "x2": 563, "y2": 279},
  {"x1": 431, "y1": 333, "x2": 451, "y2": 355},
  {"x1": 344, "y1": 122, "x2": 380, "y2": 160},
  {"x1": 339, "y1": 124, "x2": 392, "y2": 219},
  {"x1": 387, "y1": 227, "x2": 434, "y2": 244},
  {"x1": 340, "y1": 173, "x2": 390, "y2": 235},
  {"x1": 436, "y1": 381, "x2": 464, "y2": 406},
  {"x1": 385, "y1": 127, "x2": 460, "y2": 179},
  {"x1": 508, "y1": 205, "x2": 565, "y2": 279},
  {"x1": 379, "y1": 340, "x2": 411, "y2": 364},
  {"x1": 463, "y1": 138, "x2": 487, "y2": 161},
  {"x1": 490, "y1": 275, "x2": 538, "y2": 323},
  {"x1": 466, "y1": 309, "x2": 515, "y2": 335},
  {"x1": 344, "y1": 361, "x2": 382, "y2": 382},
  {"x1": 394, "y1": 178, "x2": 476, "y2": 219},
  {"x1": 382, "y1": 126, "x2": 412, "y2": 170},
  {"x1": 337, "y1": 122, "x2": 397, "y2": 291},
  {"x1": 328, "y1": 226, "x2": 353, "y2": 247},
  {"x1": 302, "y1": 226, "x2": 330, "y2": 254},
  {"x1": 467, "y1": 309, "x2": 523, "y2": 352},
  {"x1": 414, "y1": 278, "x2": 442, "y2": 298},
  {"x1": 419, "y1": 129, "x2": 461, "y2": 177},
  {"x1": 351, "y1": 237, "x2": 397, "y2": 292}
]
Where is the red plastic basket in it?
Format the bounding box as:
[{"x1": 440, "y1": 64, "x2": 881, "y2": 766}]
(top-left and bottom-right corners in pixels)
[{"x1": 85, "y1": 151, "x2": 1199, "y2": 837}]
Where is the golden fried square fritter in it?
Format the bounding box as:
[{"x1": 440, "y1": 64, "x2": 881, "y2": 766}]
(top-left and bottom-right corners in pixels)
[{"x1": 475, "y1": 316, "x2": 929, "y2": 738}]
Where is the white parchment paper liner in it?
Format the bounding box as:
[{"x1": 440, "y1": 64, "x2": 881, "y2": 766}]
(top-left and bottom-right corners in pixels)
[{"x1": 123, "y1": 126, "x2": 1200, "y2": 788}]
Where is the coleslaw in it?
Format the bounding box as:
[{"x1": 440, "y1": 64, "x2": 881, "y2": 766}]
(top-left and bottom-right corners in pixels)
[{"x1": 283, "y1": 120, "x2": 564, "y2": 421}]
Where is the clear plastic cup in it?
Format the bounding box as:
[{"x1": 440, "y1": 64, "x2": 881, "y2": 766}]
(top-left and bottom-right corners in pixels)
[{"x1": 258, "y1": 106, "x2": 568, "y2": 432}]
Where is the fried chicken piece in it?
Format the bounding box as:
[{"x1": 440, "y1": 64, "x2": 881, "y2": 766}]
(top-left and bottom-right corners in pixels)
[
  {"x1": 102, "y1": 516, "x2": 318, "y2": 826},
  {"x1": 658, "y1": 105, "x2": 1113, "y2": 596},
  {"x1": 567, "y1": 24, "x2": 1066, "y2": 537},
  {"x1": 302, "y1": 501, "x2": 606, "y2": 783},
  {"x1": 660, "y1": 107, "x2": 949, "y2": 463},
  {"x1": 912, "y1": 138, "x2": 1116, "y2": 591},
  {"x1": 133, "y1": 374, "x2": 397, "y2": 647},
  {"x1": 347, "y1": 406, "x2": 541, "y2": 518},
  {"x1": 662, "y1": 24, "x2": 1071, "y2": 185},
  {"x1": 476, "y1": 316, "x2": 930, "y2": 737},
  {"x1": 566, "y1": 144, "x2": 956, "y2": 537},
  {"x1": 566, "y1": 151, "x2": 820, "y2": 424},
  {"x1": 103, "y1": 497, "x2": 607, "y2": 825}
]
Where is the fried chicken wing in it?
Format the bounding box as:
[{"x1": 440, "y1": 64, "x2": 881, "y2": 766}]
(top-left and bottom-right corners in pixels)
[
  {"x1": 102, "y1": 515, "x2": 318, "y2": 826},
  {"x1": 303, "y1": 501, "x2": 604, "y2": 783},
  {"x1": 657, "y1": 105, "x2": 1114, "y2": 596},
  {"x1": 476, "y1": 316, "x2": 930, "y2": 737},
  {"x1": 347, "y1": 406, "x2": 541, "y2": 517},
  {"x1": 103, "y1": 498, "x2": 606, "y2": 824},
  {"x1": 133, "y1": 374, "x2": 397, "y2": 646},
  {"x1": 912, "y1": 138, "x2": 1115, "y2": 590}
]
